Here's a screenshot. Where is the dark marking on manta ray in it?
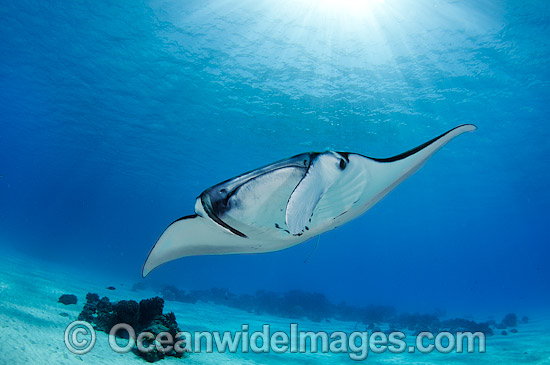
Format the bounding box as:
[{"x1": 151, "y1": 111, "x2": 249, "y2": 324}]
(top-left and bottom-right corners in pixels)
[
  {"x1": 339, "y1": 159, "x2": 347, "y2": 170},
  {"x1": 335, "y1": 210, "x2": 348, "y2": 219},
  {"x1": 173, "y1": 214, "x2": 199, "y2": 223},
  {"x1": 337, "y1": 152, "x2": 350, "y2": 162},
  {"x1": 274, "y1": 223, "x2": 291, "y2": 234},
  {"x1": 309, "y1": 152, "x2": 321, "y2": 161},
  {"x1": 305, "y1": 226, "x2": 309, "y2": 230}
]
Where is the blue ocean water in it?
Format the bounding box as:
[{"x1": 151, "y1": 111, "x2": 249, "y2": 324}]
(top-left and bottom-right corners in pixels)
[{"x1": 0, "y1": 0, "x2": 548, "y2": 320}]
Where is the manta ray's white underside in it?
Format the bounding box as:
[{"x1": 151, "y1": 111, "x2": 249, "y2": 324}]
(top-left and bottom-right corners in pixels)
[{"x1": 142, "y1": 124, "x2": 476, "y2": 277}]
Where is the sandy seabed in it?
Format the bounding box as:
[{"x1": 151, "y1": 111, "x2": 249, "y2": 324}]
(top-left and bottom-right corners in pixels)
[{"x1": 0, "y1": 253, "x2": 548, "y2": 365}]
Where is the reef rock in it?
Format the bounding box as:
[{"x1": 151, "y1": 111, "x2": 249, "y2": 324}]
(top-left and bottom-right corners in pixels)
[
  {"x1": 500, "y1": 313, "x2": 518, "y2": 328},
  {"x1": 439, "y1": 318, "x2": 493, "y2": 336},
  {"x1": 58, "y1": 294, "x2": 78, "y2": 305},
  {"x1": 77, "y1": 293, "x2": 186, "y2": 362}
]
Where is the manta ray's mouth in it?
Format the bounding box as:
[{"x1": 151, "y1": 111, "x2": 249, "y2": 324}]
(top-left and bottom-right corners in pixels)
[
  {"x1": 199, "y1": 165, "x2": 305, "y2": 238},
  {"x1": 197, "y1": 153, "x2": 316, "y2": 239}
]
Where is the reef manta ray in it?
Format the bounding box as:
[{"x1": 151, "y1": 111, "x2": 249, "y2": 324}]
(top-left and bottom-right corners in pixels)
[{"x1": 142, "y1": 124, "x2": 476, "y2": 277}]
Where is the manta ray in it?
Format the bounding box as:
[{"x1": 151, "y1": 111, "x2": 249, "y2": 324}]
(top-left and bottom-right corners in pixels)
[{"x1": 142, "y1": 124, "x2": 476, "y2": 277}]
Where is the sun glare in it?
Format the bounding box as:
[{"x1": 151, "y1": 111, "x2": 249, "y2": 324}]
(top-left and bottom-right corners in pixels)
[{"x1": 304, "y1": 0, "x2": 386, "y2": 17}]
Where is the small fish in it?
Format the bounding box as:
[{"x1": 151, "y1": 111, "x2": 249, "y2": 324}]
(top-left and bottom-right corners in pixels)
[{"x1": 106, "y1": 286, "x2": 116, "y2": 290}]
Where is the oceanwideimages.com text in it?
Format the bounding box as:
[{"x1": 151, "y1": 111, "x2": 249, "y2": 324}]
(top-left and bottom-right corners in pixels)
[{"x1": 65, "y1": 321, "x2": 486, "y2": 360}]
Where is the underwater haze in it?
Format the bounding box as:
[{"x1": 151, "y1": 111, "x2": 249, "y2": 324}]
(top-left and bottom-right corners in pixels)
[{"x1": 1, "y1": 0, "x2": 549, "y2": 361}]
